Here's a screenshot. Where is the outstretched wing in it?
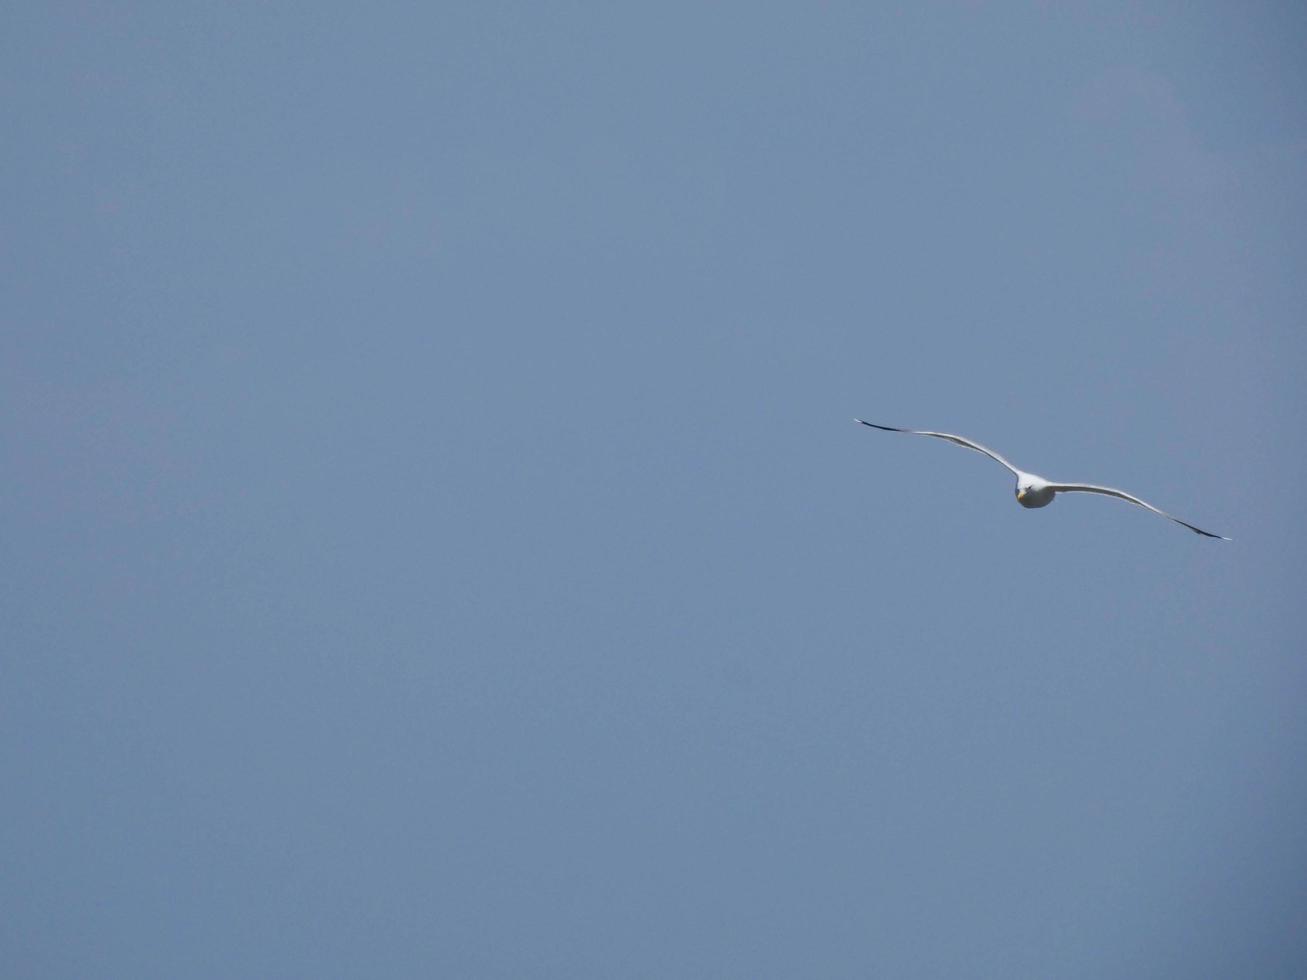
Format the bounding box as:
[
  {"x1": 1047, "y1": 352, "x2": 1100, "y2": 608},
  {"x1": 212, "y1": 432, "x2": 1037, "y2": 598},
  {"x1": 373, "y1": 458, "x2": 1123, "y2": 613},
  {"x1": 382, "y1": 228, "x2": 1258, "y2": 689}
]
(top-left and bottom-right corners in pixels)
[
  {"x1": 854, "y1": 419, "x2": 1021, "y2": 477},
  {"x1": 1046, "y1": 482, "x2": 1230, "y2": 539}
]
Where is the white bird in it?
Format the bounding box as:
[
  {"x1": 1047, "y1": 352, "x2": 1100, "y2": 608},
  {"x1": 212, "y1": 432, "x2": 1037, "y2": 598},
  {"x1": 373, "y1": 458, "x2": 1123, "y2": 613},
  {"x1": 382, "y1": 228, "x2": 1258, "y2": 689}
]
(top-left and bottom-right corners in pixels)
[{"x1": 854, "y1": 419, "x2": 1229, "y2": 539}]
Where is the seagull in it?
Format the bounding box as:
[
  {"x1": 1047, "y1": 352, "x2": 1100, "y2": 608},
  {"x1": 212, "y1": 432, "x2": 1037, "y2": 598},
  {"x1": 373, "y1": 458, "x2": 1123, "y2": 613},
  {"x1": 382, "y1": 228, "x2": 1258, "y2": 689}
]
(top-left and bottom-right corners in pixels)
[{"x1": 854, "y1": 419, "x2": 1229, "y2": 539}]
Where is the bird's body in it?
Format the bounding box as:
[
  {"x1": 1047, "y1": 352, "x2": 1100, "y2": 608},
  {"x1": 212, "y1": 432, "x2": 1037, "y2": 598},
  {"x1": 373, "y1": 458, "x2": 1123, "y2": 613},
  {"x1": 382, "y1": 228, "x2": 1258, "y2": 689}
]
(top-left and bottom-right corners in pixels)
[
  {"x1": 854, "y1": 419, "x2": 1228, "y2": 539},
  {"x1": 1014, "y1": 474, "x2": 1055, "y2": 509}
]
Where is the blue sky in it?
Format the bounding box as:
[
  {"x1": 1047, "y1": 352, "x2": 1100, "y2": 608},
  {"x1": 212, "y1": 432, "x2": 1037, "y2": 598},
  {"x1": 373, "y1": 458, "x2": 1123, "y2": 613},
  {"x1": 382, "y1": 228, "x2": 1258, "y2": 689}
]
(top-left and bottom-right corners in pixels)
[{"x1": 3, "y1": 3, "x2": 1305, "y2": 977}]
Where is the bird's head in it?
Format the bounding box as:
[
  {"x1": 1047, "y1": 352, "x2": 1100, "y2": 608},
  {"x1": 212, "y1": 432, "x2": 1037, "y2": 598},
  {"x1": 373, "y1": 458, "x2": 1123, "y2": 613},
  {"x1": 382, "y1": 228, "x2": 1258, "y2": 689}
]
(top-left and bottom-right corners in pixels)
[{"x1": 1014, "y1": 475, "x2": 1052, "y2": 509}]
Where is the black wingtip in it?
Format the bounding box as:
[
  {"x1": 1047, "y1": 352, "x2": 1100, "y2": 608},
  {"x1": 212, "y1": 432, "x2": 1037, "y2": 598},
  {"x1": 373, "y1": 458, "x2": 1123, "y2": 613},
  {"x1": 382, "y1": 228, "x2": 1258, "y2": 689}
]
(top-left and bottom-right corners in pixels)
[{"x1": 854, "y1": 419, "x2": 902, "y2": 432}]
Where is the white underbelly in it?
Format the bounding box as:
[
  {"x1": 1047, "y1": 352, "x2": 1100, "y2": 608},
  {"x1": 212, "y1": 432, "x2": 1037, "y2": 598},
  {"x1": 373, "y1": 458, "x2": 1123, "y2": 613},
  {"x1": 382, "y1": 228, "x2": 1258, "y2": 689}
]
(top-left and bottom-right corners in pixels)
[{"x1": 1018, "y1": 487, "x2": 1055, "y2": 508}]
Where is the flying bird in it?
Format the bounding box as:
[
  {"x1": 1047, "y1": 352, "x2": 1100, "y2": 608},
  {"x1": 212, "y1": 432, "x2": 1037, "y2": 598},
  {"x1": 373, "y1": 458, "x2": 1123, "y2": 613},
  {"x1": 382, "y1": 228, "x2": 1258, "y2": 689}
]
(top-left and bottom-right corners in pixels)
[{"x1": 854, "y1": 419, "x2": 1229, "y2": 539}]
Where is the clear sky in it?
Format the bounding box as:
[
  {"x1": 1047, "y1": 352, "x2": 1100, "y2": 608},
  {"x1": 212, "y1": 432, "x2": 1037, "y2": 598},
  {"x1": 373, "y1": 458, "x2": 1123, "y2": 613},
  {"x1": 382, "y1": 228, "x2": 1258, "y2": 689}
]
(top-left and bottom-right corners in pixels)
[{"x1": 4, "y1": 3, "x2": 1305, "y2": 977}]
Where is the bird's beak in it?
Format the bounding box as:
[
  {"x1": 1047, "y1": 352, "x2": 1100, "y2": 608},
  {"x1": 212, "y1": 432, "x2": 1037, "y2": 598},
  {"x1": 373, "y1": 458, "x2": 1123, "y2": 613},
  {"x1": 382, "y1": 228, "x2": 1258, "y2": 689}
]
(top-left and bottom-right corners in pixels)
[{"x1": 1016, "y1": 488, "x2": 1025, "y2": 499}]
